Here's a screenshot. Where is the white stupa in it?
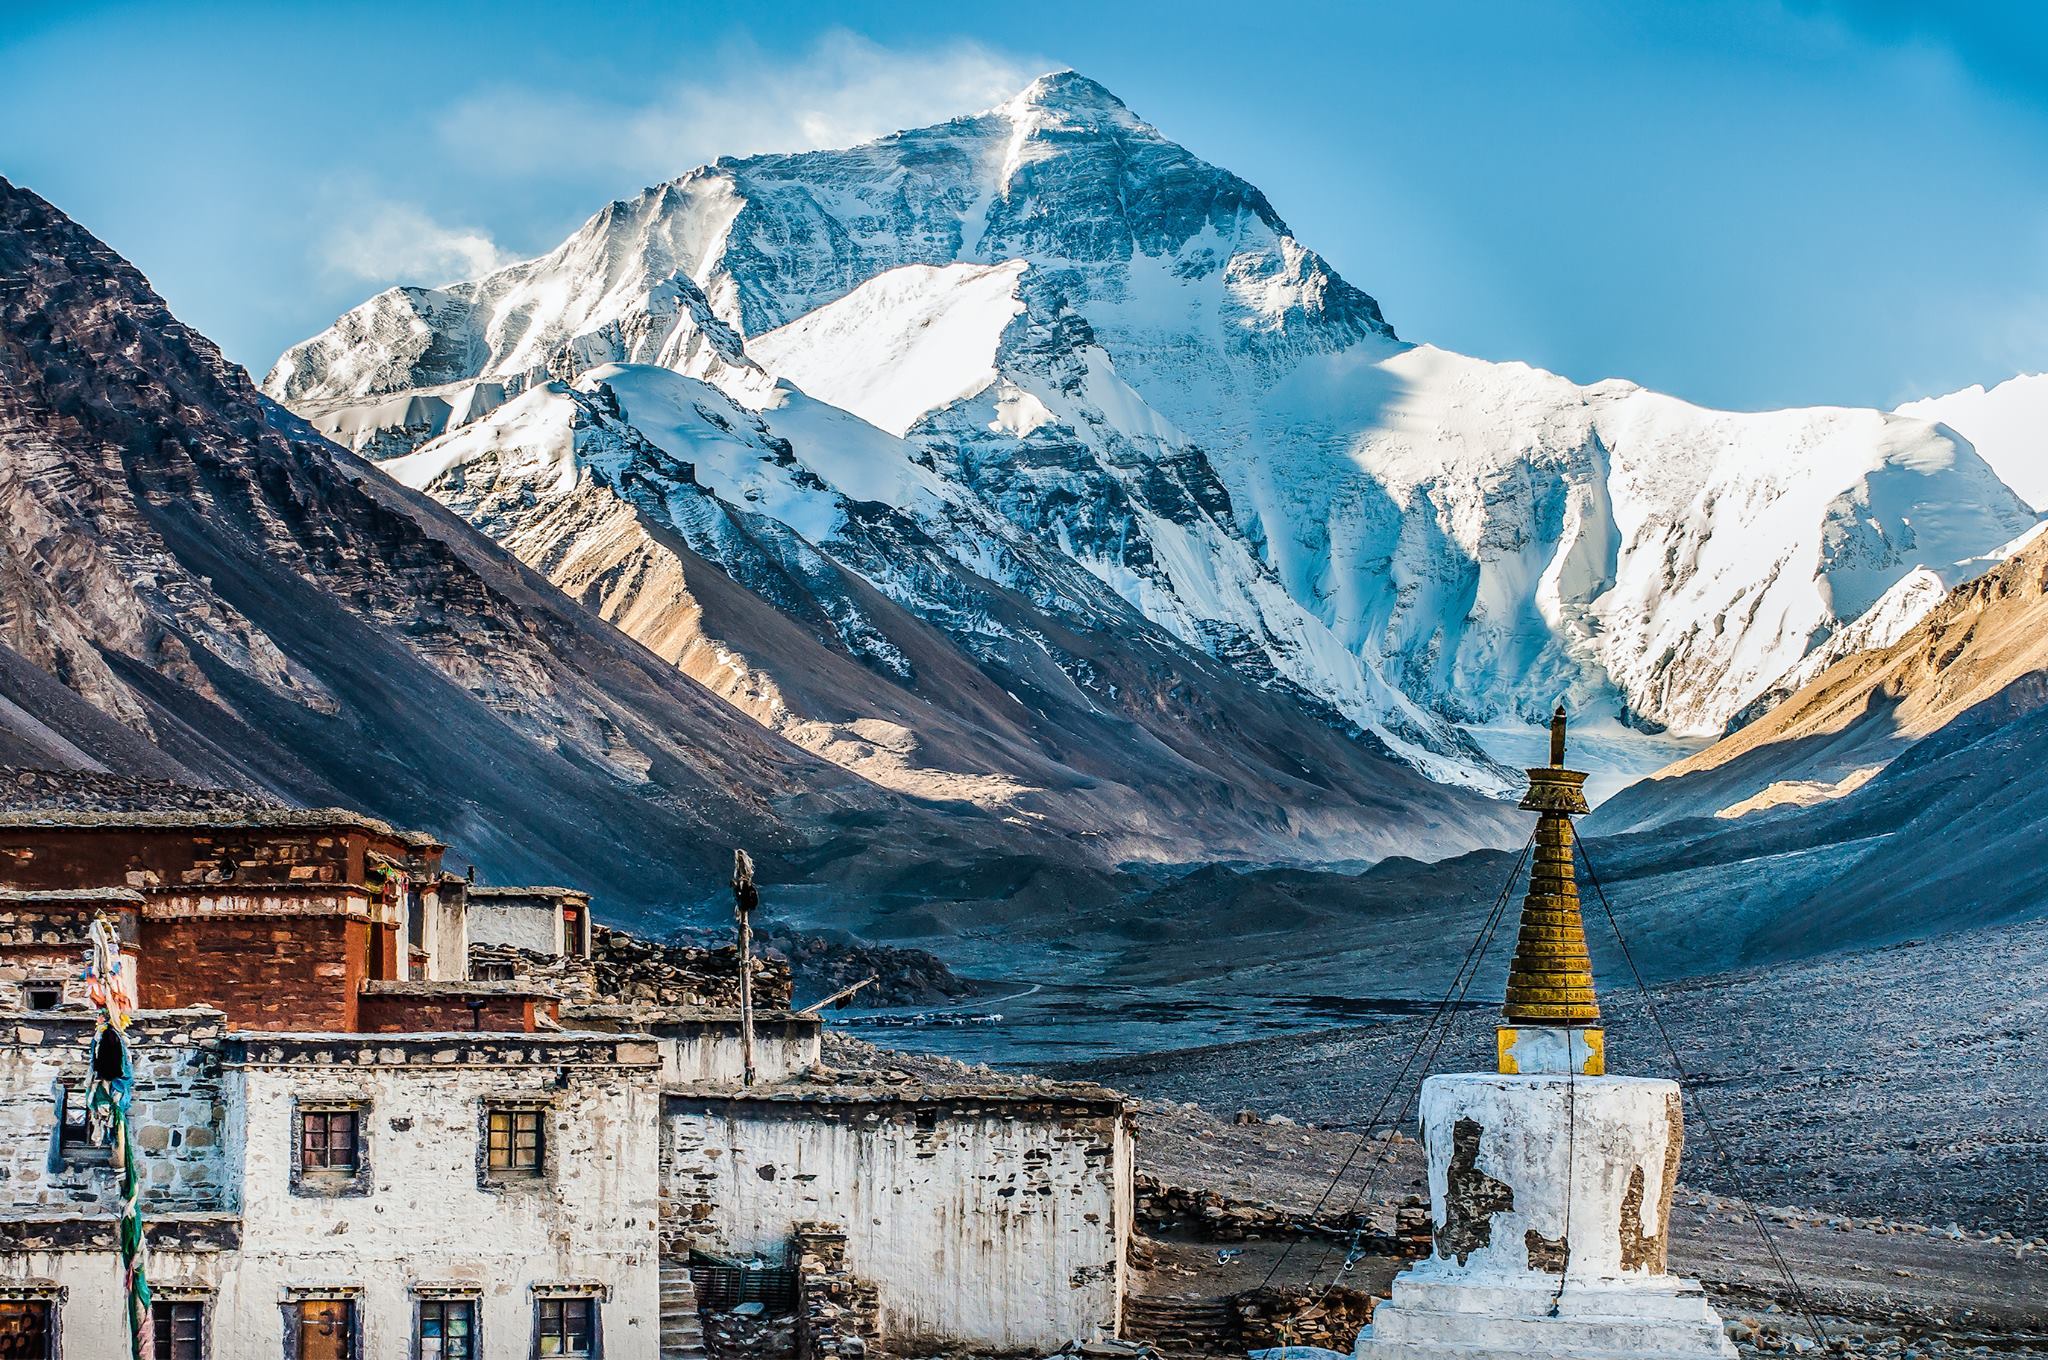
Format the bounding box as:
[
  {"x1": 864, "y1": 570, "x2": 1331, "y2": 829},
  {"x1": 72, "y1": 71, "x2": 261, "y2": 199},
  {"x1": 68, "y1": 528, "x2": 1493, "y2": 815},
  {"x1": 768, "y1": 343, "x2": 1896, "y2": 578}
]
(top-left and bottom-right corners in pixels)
[{"x1": 1353, "y1": 709, "x2": 1735, "y2": 1360}]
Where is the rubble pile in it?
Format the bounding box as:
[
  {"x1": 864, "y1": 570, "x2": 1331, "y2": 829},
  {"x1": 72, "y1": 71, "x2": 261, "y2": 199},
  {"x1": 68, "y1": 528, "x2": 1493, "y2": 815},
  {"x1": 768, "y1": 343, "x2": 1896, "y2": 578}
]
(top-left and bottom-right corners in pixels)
[
  {"x1": 593, "y1": 925, "x2": 793, "y2": 1010},
  {"x1": 0, "y1": 767, "x2": 283, "y2": 815},
  {"x1": 668, "y1": 922, "x2": 975, "y2": 1009},
  {"x1": 1135, "y1": 1174, "x2": 1431, "y2": 1250}
]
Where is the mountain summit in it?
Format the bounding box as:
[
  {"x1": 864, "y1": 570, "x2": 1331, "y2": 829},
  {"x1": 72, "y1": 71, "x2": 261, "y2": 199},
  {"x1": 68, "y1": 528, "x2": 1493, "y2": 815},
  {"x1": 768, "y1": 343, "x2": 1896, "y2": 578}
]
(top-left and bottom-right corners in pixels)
[{"x1": 269, "y1": 73, "x2": 2037, "y2": 792}]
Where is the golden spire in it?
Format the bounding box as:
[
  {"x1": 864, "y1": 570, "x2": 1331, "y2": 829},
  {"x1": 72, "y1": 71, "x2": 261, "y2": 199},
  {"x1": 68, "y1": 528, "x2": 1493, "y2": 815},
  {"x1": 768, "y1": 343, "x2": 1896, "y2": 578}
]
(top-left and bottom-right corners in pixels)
[{"x1": 1501, "y1": 705, "x2": 1600, "y2": 1027}]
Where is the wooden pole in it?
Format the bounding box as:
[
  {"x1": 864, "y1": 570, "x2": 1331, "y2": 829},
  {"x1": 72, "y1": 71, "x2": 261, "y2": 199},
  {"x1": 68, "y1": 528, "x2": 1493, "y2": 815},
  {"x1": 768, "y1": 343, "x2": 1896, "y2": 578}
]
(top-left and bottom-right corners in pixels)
[
  {"x1": 732, "y1": 849, "x2": 758, "y2": 1087},
  {"x1": 795, "y1": 974, "x2": 878, "y2": 1016}
]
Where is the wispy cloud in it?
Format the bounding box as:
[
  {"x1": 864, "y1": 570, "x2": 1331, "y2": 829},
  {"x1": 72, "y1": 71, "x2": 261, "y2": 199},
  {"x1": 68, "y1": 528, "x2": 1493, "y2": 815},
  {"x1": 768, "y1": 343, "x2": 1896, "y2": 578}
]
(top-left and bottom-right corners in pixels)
[
  {"x1": 319, "y1": 199, "x2": 518, "y2": 287},
  {"x1": 435, "y1": 30, "x2": 1042, "y2": 186}
]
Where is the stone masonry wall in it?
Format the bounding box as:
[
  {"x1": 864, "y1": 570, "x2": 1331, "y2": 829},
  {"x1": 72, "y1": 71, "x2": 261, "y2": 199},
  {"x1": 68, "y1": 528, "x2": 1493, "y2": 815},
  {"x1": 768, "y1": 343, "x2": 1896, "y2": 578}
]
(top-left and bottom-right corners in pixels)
[
  {"x1": 0, "y1": 1010, "x2": 229, "y2": 1216},
  {"x1": 143, "y1": 913, "x2": 368, "y2": 1031},
  {"x1": 795, "y1": 1221, "x2": 879, "y2": 1360},
  {"x1": 665, "y1": 1093, "x2": 1129, "y2": 1353}
]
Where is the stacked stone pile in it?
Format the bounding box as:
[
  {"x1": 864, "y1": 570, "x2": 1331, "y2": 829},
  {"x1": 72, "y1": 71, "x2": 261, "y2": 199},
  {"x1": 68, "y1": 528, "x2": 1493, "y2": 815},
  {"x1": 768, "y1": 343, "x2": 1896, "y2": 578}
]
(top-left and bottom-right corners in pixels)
[
  {"x1": 593, "y1": 925, "x2": 793, "y2": 1010},
  {"x1": 1232, "y1": 1286, "x2": 1379, "y2": 1352},
  {"x1": 1134, "y1": 1173, "x2": 1430, "y2": 1249},
  {"x1": 1, "y1": 767, "x2": 282, "y2": 814}
]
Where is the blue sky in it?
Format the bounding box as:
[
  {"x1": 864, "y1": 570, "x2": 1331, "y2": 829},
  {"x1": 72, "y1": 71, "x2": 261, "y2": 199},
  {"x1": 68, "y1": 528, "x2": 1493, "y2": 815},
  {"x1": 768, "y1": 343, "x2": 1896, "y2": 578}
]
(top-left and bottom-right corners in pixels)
[{"x1": 4, "y1": 0, "x2": 2044, "y2": 411}]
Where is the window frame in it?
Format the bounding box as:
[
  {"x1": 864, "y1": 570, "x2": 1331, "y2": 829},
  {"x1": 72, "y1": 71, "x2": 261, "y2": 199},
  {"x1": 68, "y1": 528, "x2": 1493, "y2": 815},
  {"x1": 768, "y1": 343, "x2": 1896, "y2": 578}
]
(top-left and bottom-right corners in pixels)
[
  {"x1": 149, "y1": 1293, "x2": 210, "y2": 1360},
  {"x1": 477, "y1": 1098, "x2": 555, "y2": 1190},
  {"x1": 280, "y1": 1289, "x2": 362, "y2": 1360},
  {"x1": 412, "y1": 1290, "x2": 481, "y2": 1360},
  {"x1": 0, "y1": 1285, "x2": 63, "y2": 1360},
  {"x1": 289, "y1": 1099, "x2": 372, "y2": 1199},
  {"x1": 529, "y1": 1290, "x2": 603, "y2": 1359},
  {"x1": 52, "y1": 1078, "x2": 110, "y2": 1171}
]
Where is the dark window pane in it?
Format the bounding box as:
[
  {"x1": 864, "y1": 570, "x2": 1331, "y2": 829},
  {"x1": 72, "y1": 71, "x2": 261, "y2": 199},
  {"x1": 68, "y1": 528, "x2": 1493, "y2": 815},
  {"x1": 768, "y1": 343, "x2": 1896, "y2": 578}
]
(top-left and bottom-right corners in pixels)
[
  {"x1": 303, "y1": 1110, "x2": 359, "y2": 1172},
  {"x1": 152, "y1": 1300, "x2": 204, "y2": 1360},
  {"x1": 0, "y1": 1301, "x2": 51, "y2": 1360}
]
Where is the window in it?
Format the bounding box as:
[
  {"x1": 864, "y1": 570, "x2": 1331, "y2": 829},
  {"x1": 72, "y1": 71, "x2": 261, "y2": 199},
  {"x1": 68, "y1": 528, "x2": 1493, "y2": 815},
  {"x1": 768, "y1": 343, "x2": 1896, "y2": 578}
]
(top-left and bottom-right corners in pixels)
[
  {"x1": 55, "y1": 1080, "x2": 109, "y2": 1168},
  {"x1": 534, "y1": 1296, "x2": 596, "y2": 1358},
  {"x1": 0, "y1": 1300, "x2": 52, "y2": 1360},
  {"x1": 152, "y1": 1299, "x2": 204, "y2": 1360},
  {"x1": 301, "y1": 1109, "x2": 360, "y2": 1173},
  {"x1": 22, "y1": 985, "x2": 61, "y2": 1012},
  {"x1": 291, "y1": 1101, "x2": 370, "y2": 1197},
  {"x1": 485, "y1": 1107, "x2": 544, "y2": 1176},
  {"x1": 294, "y1": 1298, "x2": 356, "y2": 1360},
  {"x1": 417, "y1": 1299, "x2": 475, "y2": 1360}
]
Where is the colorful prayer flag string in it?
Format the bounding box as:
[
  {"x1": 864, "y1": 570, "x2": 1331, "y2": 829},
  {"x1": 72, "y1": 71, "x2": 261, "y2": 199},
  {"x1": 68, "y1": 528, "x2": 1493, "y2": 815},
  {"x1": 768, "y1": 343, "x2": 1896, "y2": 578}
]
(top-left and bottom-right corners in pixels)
[{"x1": 84, "y1": 916, "x2": 152, "y2": 1360}]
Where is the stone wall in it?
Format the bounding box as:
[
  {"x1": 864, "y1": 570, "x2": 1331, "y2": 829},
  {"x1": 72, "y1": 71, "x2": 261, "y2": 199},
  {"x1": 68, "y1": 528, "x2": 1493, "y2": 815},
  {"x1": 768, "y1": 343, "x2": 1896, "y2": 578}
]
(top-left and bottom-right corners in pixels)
[
  {"x1": 142, "y1": 911, "x2": 369, "y2": 1031},
  {"x1": 1135, "y1": 1173, "x2": 1432, "y2": 1249},
  {"x1": 469, "y1": 941, "x2": 599, "y2": 1002},
  {"x1": 0, "y1": 1010, "x2": 229, "y2": 1215},
  {"x1": 357, "y1": 981, "x2": 551, "y2": 1033},
  {"x1": 665, "y1": 1089, "x2": 1131, "y2": 1353},
  {"x1": 0, "y1": 818, "x2": 436, "y2": 892},
  {"x1": 794, "y1": 1221, "x2": 879, "y2": 1360},
  {"x1": 0, "y1": 892, "x2": 140, "y2": 1008}
]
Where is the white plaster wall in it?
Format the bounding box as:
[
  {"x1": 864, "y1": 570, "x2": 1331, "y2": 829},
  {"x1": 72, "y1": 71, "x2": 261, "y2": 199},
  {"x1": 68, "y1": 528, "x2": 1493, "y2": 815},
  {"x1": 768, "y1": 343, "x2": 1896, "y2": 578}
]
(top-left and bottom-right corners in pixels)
[
  {"x1": 1420, "y1": 1073, "x2": 1684, "y2": 1284},
  {"x1": 203, "y1": 1052, "x2": 664, "y2": 1359},
  {"x1": 0, "y1": 1247, "x2": 230, "y2": 1359},
  {"x1": 667, "y1": 1102, "x2": 1130, "y2": 1351},
  {"x1": 423, "y1": 886, "x2": 469, "y2": 981},
  {"x1": 469, "y1": 901, "x2": 561, "y2": 956},
  {"x1": 660, "y1": 1026, "x2": 819, "y2": 1086}
]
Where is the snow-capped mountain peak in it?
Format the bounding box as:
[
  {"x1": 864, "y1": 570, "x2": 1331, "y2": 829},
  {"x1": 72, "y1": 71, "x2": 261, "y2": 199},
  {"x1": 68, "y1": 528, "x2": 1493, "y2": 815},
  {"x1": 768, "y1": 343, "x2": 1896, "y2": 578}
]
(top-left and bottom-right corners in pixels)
[{"x1": 267, "y1": 72, "x2": 2040, "y2": 795}]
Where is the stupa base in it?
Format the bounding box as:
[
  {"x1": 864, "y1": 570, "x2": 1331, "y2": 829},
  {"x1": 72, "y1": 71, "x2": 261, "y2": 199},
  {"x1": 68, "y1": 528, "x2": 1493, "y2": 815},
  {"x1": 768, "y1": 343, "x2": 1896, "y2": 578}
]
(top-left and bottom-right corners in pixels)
[{"x1": 1353, "y1": 1271, "x2": 1736, "y2": 1359}]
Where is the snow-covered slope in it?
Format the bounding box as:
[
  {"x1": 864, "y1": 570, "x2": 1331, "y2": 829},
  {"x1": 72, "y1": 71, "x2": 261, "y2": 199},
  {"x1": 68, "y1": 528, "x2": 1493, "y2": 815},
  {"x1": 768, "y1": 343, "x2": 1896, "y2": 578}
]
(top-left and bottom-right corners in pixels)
[
  {"x1": 1594, "y1": 521, "x2": 2048, "y2": 837},
  {"x1": 268, "y1": 70, "x2": 2040, "y2": 787},
  {"x1": 1896, "y1": 373, "x2": 2048, "y2": 510},
  {"x1": 377, "y1": 363, "x2": 1517, "y2": 861}
]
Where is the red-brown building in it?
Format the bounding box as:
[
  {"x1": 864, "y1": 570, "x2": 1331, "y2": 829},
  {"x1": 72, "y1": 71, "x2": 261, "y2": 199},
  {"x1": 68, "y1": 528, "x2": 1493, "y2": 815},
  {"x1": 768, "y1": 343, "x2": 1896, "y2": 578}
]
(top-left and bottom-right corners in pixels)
[{"x1": 0, "y1": 810, "x2": 546, "y2": 1032}]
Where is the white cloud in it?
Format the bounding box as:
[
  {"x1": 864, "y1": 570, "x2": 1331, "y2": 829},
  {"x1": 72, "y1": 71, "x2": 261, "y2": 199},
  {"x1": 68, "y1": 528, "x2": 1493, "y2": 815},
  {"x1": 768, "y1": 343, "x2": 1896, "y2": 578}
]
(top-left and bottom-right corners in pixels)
[
  {"x1": 435, "y1": 30, "x2": 1042, "y2": 185},
  {"x1": 319, "y1": 199, "x2": 518, "y2": 287}
]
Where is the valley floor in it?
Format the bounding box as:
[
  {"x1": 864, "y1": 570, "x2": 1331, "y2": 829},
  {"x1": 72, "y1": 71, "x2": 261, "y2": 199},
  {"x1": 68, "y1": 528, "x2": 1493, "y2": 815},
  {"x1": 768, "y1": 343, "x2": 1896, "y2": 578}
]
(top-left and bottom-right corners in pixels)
[
  {"x1": 1066, "y1": 915, "x2": 2048, "y2": 1238},
  {"x1": 833, "y1": 914, "x2": 2048, "y2": 1353}
]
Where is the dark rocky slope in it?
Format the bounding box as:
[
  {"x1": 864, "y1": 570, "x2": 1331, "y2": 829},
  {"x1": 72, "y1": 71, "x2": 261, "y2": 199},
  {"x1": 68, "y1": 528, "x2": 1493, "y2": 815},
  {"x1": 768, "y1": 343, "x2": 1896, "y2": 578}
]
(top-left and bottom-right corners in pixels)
[{"x1": 0, "y1": 176, "x2": 935, "y2": 914}]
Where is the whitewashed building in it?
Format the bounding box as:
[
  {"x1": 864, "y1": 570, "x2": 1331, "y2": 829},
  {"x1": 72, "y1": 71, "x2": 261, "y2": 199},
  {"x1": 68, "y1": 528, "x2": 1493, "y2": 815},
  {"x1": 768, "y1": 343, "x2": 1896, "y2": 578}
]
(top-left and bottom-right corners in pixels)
[{"x1": 0, "y1": 815, "x2": 1134, "y2": 1359}]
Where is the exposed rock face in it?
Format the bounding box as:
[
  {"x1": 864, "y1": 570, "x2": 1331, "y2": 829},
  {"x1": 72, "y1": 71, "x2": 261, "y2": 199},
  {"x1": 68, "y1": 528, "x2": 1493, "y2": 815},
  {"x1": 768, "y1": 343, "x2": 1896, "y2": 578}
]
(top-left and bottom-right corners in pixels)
[
  {"x1": 0, "y1": 176, "x2": 909, "y2": 915},
  {"x1": 1580, "y1": 525, "x2": 2048, "y2": 959},
  {"x1": 271, "y1": 72, "x2": 2036, "y2": 787}
]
